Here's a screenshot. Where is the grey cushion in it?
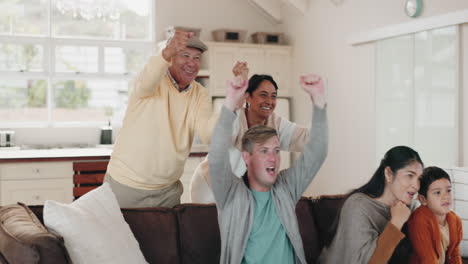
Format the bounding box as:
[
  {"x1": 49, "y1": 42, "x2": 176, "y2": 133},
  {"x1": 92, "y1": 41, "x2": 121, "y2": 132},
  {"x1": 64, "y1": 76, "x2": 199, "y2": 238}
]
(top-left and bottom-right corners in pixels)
[{"x1": 0, "y1": 203, "x2": 70, "y2": 264}]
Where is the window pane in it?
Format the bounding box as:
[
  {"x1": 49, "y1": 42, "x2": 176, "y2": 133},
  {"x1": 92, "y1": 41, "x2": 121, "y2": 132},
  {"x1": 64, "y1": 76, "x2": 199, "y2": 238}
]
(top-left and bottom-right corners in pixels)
[
  {"x1": 104, "y1": 47, "x2": 146, "y2": 74},
  {"x1": 52, "y1": 0, "x2": 151, "y2": 40},
  {"x1": 0, "y1": 79, "x2": 48, "y2": 122},
  {"x1": 414, "y1": 26, "x2": 457, "y2": 167},
  {"x1": 120, "y1": 0, "x2": 150, "y2": 40},
  {"x1": 376, "y1": 26, "x2": 458, "y2": 168},
  {"x1": 0, "y1": 43, "x2": 44, "y2": 71},
  {"x1": 376, "y1": 35, "x2": 414, "y2": 159},
  {"x1": 53, "y1": 79, "x2": 129, "y2": 122},
  {"x1": 0, "y1": 0, "x2": 48, "y2": 35},
  {"x1": 55, "y1": 45, "x2": 98, "y2": 73}
]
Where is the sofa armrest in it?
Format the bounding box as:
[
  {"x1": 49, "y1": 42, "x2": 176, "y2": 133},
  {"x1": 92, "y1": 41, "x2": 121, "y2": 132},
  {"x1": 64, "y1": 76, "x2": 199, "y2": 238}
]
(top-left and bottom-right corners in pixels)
[{"x1": 0, "y1": 203, "x2": 71, "y2": 264}]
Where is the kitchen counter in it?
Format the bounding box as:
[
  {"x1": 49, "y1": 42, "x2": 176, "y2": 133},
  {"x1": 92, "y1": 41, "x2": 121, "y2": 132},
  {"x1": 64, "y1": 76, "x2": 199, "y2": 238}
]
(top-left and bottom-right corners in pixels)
[
  {"x1": 0, "y1": 147, "x2": 113, "y2": 162},
  {"x1": 0, "y1": 144, "x2": 209, "y2": 163}
]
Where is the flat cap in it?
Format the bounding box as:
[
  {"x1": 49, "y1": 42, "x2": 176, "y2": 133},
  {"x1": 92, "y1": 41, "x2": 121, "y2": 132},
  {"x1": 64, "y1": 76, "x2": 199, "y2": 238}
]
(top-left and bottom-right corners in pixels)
[{"x1": 186, "y1": 36, "x2": 208, "y2": 52}]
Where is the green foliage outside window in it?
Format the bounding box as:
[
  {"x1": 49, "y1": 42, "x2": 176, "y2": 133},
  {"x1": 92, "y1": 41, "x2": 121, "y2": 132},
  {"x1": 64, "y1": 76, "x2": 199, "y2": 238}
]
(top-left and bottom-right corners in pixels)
[
  {"x1": 55, "y1": 80, "x2": 91, "y2": 109},
  {"x1": 26, "y1": 80, "x2": 46, "y2": 107}
]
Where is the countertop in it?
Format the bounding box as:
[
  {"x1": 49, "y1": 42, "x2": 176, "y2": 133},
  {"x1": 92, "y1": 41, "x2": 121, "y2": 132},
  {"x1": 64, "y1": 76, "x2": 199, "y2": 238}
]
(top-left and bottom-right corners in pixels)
[
  {"x1": 0, "y1": 144, "x2": 209, "y2": 162},
  {"x1": 0, "y1": 147, "x2": 112, "y2": 160}
]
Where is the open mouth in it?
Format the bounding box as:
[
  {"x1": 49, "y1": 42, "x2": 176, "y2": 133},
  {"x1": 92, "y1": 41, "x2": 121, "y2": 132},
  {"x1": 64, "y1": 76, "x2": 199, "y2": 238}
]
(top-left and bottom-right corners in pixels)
[
  {"x1": 266, "y1": 167, "x2": 275, "y2": 175},
  {"x1": 407, "y1": 192, "x2": 416, "y2": 198},
  {"x1": 261, "y1": 106, "x2": 272, "y2": 110},
  {"x1": 442, "y1": 202, "x2": 451, "y2": 207}
]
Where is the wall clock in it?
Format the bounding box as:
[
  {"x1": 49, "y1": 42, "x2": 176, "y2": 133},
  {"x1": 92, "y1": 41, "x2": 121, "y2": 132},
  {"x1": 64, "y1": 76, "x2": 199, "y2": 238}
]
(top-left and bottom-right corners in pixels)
[{"x1": 405, "y1": 0, "x2": 423, "y2": 18}]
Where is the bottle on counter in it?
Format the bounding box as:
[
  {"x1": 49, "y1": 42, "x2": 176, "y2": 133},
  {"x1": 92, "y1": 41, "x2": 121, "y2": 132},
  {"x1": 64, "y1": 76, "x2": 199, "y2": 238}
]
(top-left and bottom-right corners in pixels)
[
  {"x1": 0, "y1": 130, "x2": 15, "y2": 148},
  {"x1": 100, "y1": 121, "x2": 113, "y2": 145}
]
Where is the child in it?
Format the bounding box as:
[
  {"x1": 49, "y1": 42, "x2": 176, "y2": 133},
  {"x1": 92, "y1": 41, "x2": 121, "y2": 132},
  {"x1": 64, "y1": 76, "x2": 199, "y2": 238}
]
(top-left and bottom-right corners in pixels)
[{"x1": 407, "y1": 166, "x2": 463, "y2": 264}]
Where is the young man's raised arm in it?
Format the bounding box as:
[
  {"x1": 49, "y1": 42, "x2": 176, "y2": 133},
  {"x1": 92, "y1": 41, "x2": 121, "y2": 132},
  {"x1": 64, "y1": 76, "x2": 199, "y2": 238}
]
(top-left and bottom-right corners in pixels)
[
  {"x1": 208, "y1": 77, "x2": 248, "y2": 208},
  {"x1": 282, "y1": 74, "x2": 328, "y2": 201}
]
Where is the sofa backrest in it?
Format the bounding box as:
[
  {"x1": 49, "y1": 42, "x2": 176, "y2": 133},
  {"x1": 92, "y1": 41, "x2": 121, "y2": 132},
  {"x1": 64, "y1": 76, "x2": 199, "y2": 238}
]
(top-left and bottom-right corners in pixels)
[
  {"x1": 121, "y1": 208, "x2": 180, "y2": 264},
  {"x1": 296, "y1": 197, "x2": 322, "y2": 263},
  {"x1": 173, "y1": 199, "x2": 324, "y2": 264},
  {"x1": 21, "y1": 195, "x2": 468, "y2": 264},
  {"x1": 174, "y1": 204, "x2": 220, "y2": 264},
  {"x1": 310, "y1": 195, "x2": 347, "y2": 250},
  {"x1": 29, "y1": 205, "x2": 181, "y2": 264},
  {"x1": 25, "y1": 197, "x2": 347, "y2": 264}
]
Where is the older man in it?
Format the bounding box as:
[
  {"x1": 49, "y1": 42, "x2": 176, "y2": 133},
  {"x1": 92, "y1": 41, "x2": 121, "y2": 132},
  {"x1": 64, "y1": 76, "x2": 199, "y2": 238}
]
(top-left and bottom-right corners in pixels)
[
  {"x1": 209, "y1": 74, "x2": 328, "y2": 263},
  {"x1": 105, "y1": 30, "x2": 217, "y2": 208}
]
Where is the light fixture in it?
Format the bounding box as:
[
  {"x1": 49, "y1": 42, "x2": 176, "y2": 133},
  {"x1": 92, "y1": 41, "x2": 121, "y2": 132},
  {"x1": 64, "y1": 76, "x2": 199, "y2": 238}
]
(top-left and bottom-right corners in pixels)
[{"x1": 55, "y1": 0, "x2": 122, "y2": 21}]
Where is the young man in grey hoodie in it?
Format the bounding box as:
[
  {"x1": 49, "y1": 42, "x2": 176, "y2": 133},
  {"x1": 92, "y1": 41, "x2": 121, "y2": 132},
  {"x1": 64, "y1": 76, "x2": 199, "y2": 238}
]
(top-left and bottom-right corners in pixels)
[{"x1": 209, "y1": 74, "x2": 328, "y2": 264}]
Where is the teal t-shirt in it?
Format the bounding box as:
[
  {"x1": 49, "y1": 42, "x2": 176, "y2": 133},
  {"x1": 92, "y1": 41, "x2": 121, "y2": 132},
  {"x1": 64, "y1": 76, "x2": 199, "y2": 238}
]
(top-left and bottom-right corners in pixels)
[{"x1": 241, "y1": 189, "x2": 295, "y2": 264}]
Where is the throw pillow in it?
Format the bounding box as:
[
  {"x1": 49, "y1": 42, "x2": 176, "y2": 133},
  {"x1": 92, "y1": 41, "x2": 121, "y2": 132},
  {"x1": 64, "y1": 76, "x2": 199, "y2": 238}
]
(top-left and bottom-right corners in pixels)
[
  {"x1": 43, "y1": 183, "x2": 148, "y2": 264},
  {"x1": 0, "y1": 203, "x2": 71, "y2": 263}
]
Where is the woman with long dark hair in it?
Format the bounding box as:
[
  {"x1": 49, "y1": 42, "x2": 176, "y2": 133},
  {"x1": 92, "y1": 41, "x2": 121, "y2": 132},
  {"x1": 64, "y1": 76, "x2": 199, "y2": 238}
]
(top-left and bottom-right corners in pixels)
[{"x1": 319, "y1": 146, "x2": 423, "y2": 264}]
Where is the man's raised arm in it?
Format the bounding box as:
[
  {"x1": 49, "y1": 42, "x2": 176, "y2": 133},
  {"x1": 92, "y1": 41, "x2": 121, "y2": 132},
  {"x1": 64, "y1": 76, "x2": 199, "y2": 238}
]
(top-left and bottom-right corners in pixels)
[
  {"x1": 282, "y1": 74, "x2": 329, "y2": 201},
  {"x1": 208, "y1": 76, "x2": 248, "y2": 208},
  {"x1": 133, "y1": 30, "x2": 193, "y2": 98}
]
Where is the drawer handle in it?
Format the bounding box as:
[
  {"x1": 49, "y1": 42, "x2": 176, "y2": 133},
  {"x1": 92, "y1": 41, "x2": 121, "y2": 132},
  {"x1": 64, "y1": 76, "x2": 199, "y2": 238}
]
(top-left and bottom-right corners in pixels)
[{"x1": 34, "y1": 195, "x2": 40, "y2": 200}]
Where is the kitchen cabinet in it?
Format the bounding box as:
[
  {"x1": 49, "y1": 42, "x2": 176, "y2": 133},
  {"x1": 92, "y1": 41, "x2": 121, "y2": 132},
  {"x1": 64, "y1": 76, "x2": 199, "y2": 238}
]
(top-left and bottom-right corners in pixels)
[
  {"x1": 0, "y1": 161, "x2": 73, "y2": 205},
  {"x1": 262, "y1": 48, "x2": 292, "y2": 96},
  {"x1": 0, "y1": 149, "x2": 207, "y2": 206},
  {"x1": 203, "y1": 42, "x2": 292, "y2": 97}
]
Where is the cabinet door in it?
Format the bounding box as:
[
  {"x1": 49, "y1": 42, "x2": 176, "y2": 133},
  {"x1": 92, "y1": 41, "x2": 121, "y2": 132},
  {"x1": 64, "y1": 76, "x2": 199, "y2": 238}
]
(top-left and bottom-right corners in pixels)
[
  {"x1": 263, "y1": 48, "x2": 292, "y2": 96},
  {"x1": 209, "y1": 46, "x2": 238, "y2": 96},
  {"x1": 1, "y1": 179, "x2": 74, "y2": 205},
  {"x1": 238, "y1": 47, "x2": 264, "y2": 78},
  {"x1": 0, "y1": 161, "x2": 72, "y2": 180},
  {"x1": 0, "y1": 161, "x2": 73, "y2": 205}
]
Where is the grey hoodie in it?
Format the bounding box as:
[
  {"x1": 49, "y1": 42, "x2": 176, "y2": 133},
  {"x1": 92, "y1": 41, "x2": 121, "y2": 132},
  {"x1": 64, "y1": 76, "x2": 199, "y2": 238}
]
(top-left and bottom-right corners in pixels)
[{"x1": 209, "y1": 105, "x2": 328, "y2": 264}]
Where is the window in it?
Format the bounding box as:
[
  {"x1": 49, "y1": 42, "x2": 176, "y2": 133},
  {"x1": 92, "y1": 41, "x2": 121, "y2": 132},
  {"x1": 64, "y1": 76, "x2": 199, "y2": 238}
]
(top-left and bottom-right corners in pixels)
[
  {"x1": 376, "y1": 26, "x2": 458, "y2": 167},
  {"x1": 0, "y1": 0, "x2": 154, "y2": 126}
]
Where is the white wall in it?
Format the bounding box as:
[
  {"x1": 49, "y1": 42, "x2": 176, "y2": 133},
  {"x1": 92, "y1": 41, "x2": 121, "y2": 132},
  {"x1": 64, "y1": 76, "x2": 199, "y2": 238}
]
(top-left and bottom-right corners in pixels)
[
  {"x1": 154, "y1": 0, "x2": 279, "y2": 42},
  {"x1": 279, "y1": 0, "x2": 468, "y2": 196}
]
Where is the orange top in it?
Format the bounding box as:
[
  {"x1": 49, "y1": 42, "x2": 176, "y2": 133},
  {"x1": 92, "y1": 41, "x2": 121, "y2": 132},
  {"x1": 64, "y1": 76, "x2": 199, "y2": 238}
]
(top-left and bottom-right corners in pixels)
[{"x1": 407, "y1": 205, "x2": 463, "y2": 264}]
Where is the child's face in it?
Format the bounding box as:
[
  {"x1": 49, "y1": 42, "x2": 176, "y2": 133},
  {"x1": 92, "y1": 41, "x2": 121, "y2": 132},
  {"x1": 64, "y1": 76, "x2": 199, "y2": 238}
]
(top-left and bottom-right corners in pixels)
[{"x1": 420, "y1": 178, "x2": 453, "y2": 217}]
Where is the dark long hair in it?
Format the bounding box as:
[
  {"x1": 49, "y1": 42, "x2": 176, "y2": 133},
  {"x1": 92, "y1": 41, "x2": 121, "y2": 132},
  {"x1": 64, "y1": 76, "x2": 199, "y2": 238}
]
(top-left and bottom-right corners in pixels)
[
  {"x1": 350, "y1": 146, "x2": 423, "y2": 198},
  {"x1": 246, "y1": 74, "x2": 278, "y2": 95},
  {"x1": 325, "y1": 146, "x2": 423, "y2": 249}
]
